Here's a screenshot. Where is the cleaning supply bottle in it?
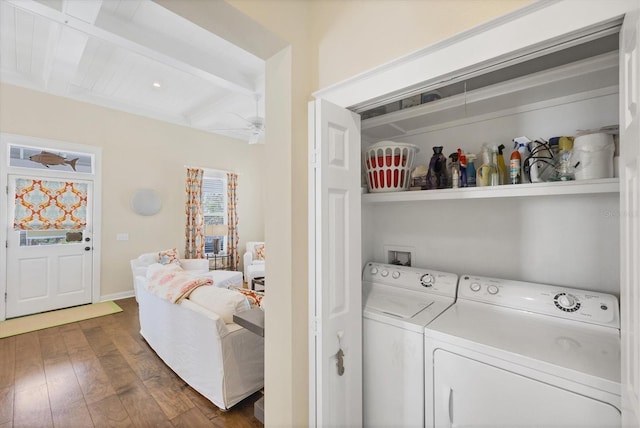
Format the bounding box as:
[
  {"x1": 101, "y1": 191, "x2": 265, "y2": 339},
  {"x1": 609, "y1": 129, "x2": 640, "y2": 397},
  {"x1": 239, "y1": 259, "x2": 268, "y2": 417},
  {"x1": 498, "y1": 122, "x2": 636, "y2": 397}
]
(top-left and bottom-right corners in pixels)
[
  {"x1": 426, "y1": 146, "x2": 447, "y2": 189},
  {"x1": 490, "y1": 146, "x2": 501, "y2": 186},
  {"x1": 466, "y1": 154, "x2": 477, "y2": 187},
  {"x1": 509, "y1": 145, "x2": 522, "y2": 184},
  {"x1": 477, "y1": 144, "x2": 498, "y2": 187},
  {"x1": 512, "y1": 137, "x2": 531, "y2": 182},
  {"x1": 497, "y1": 144, "x2": 507, "y2": 185},
  {"x1": 448, "y1": 152, "x2": 460, "y2": 188},
  {"x1": 458, "y1": 149, "x2": 467, "y2": 187}
]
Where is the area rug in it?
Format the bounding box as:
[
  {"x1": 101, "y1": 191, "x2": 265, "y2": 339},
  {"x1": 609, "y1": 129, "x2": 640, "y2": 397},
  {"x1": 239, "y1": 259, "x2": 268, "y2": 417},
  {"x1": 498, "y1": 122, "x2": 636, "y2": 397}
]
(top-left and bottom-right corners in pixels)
[{"x1": 0, "y1": 301, "x2": 123, "y2": 338}]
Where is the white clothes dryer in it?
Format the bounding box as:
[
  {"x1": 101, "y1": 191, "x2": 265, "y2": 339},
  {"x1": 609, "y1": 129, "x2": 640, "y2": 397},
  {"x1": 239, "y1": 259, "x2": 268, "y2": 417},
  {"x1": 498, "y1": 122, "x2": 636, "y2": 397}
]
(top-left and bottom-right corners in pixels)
[
  {"x1": 424, "y1": 274, "x2": 621, "y2": 428},
  {"x1": 363, "y1": 262, "x2": 458, "y2": 428}
]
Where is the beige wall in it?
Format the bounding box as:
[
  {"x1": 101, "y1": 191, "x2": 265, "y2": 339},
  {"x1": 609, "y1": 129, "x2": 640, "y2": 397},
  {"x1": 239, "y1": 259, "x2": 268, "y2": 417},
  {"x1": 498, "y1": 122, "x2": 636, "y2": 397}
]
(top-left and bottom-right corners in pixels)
[
  {"x1": 0, "y1": 83, "x2": 265, "y2": 298},
  {"x1": 223, "y1": 0, "x2": 536, "y2": 427},
  {"x1": 309, "y1": 0, "x2": 534, "y2": 90}
]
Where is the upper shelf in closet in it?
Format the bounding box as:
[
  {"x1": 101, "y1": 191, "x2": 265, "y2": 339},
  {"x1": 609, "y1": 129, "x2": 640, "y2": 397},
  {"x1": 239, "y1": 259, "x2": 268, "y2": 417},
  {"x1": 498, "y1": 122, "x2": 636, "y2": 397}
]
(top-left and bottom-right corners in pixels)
[
  {"x1": 360, "y1": 33, "x2": 619, "y2": 143},
  {"x1": 362, "y1": 178, "x2": 619, "y2": 204}
]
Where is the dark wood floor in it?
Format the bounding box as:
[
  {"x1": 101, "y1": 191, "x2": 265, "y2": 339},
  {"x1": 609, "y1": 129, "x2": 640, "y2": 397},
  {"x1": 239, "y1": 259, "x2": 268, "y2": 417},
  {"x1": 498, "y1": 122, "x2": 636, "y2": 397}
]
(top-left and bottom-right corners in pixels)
[{"x1": 0, "y1": 297, "x2": 264, "y2": 428}]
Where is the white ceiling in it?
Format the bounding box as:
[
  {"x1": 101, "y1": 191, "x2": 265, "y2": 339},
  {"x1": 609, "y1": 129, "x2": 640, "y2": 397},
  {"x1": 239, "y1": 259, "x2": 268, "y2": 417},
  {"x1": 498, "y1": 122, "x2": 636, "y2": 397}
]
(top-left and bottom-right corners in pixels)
[{"x1": 0, "y1": 0, "x2": 266, "y2": 143}]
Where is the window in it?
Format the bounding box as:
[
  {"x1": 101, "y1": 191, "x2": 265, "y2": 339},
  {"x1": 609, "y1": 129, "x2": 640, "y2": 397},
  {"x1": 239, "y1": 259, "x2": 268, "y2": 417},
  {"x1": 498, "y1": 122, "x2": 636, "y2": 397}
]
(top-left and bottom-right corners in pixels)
[{"x1": 202, "y1": 173, "x2": 227, "y2": 254}]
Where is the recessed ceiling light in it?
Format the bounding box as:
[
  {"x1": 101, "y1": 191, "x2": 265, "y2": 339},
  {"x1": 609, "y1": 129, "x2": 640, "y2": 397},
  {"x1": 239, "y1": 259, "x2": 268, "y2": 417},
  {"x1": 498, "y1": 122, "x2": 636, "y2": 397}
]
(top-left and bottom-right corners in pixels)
[{"x1": 152, "y1": 81, "x2": 162, "y2": 88}]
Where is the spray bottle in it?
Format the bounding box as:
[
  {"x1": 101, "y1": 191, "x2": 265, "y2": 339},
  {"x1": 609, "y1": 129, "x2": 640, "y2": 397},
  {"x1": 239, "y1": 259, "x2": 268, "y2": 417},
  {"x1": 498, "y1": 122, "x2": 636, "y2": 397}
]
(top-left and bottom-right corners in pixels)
[
  {"x1": 497, "y1": 144, "x2": 507, "y2": 185},
  {"x1": 458, "y1": 148, "x2": 467, "y2": 187},
  {"x1": 512, "y1": 136, "x2": 531, "y2": 183}
]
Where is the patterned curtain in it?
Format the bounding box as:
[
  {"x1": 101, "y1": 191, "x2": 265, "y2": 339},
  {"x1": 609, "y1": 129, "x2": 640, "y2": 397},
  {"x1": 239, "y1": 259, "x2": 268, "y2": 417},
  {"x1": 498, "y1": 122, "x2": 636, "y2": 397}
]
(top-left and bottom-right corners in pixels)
[
  {"x1": 14, "y1": 179, "x2": 87, "y2": 230},
  {"x1": 227, "y1": 173, "x2": 239, "y2": 270},
  {"x1": 184, "y1": 168, "x2": 205, "y2": 259}
]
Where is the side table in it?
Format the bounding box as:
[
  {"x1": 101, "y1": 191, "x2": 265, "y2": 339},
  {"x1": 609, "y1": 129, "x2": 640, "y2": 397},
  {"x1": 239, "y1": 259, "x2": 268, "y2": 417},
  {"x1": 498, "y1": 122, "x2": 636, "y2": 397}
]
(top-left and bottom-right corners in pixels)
[
  {"x1": 206, "y1": 253, "x2": 230, "y2": 270},
  {"x1": 251, "y1": 276, "x2": 265, "y2": 291},
  {"x1": 233, "y1": 308, "x2": 265, "y2": 423}
]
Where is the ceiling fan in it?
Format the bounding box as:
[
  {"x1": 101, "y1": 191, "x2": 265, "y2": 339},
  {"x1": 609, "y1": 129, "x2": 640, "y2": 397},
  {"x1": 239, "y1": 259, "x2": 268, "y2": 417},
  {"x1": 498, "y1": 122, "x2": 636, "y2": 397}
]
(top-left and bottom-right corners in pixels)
[{"x1": 211, "y1": 97, "x2": 265, "y2": 144}]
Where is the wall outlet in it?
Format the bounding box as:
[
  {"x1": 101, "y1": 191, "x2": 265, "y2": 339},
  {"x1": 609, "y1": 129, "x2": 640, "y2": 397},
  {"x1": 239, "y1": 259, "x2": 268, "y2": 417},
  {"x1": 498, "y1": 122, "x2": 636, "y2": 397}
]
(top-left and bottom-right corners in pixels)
[{"x1": 116, "y1": 233, "x2": 129, "y2": 241}]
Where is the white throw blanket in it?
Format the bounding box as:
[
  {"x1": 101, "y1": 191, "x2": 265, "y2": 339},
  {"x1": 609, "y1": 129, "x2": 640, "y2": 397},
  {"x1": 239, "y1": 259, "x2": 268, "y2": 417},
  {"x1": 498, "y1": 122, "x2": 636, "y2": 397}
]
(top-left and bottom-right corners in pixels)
[{"x1": 145, "y1": 264, "x2": 213, "y2": 303}]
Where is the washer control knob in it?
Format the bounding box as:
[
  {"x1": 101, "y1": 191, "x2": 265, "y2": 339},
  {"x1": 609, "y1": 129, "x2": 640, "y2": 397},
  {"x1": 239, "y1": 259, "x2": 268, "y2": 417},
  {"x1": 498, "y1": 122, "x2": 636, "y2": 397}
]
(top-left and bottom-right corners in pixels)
[
  {"x1": 487, "y1": 285, "x2": 499, "y2": 295},
  {"x1": 380, "y1": 270, "x2": 389, "y2": 278},
  {"x1": 420, "y1": 273, "x2": 434, "y2": 287},
  {"x1": 553, "y1": 293, "x2": 581, "y2": 312},
  {"x1": 558, "y1": 294, "x2": 575, "y2": 308},
  {"x1": 470, "y1": 282, "x2": 481, "y2": 292},
  {"x1": 370, "y1": 267, "x2": 378, "y2": 275},
  {"x1": 392, "y1": 271, "x2": 401, "y2": 279}
]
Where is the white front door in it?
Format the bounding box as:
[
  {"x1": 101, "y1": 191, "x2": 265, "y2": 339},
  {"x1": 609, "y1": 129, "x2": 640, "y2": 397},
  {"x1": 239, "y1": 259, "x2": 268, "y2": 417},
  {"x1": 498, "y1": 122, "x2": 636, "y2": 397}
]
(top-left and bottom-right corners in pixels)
[
  {"x1": 309, "y1": 98, "x2": 362, "y2": 427},
  {"x1": 6, "y1": 175, "x2": 93, "y2": 318},
  {"x1": 620, "y1": 6, "x2": 640, "y2": 427}
]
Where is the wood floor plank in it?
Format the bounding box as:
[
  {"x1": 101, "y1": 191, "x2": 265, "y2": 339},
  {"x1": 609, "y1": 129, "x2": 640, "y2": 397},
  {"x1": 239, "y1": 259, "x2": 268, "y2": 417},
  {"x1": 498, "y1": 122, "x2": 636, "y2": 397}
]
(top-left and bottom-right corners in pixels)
[
  {"x1": 14, "y1": 333, "x2": 46, "y2": 392},
  {"x1": 0, "y1": 336, "x2": 15, "y2": 390},
  {"x1": 182, "y1": 386, "x2": 224, "y2": 420},
  {"x1": 62, "y1": 324, "x2": 97, "y2": 362},
  {"x1": 0, "y1": 386, "x2": 14, "y2": 426},
  {"x1": 83, "y1": 325, "x2": 118, "y2": 357},
  {"x1": 87, "y1": 394, "x2": 133, "y2": 428},
  {"x1": 51, "y1": 400, "x2": 94, "y2": 427},
  {"x1": 98, "y1": 349, "x2": 141, "y2": 395},
  {"x1": 72, "y1": 357, "x2": 117, "y2": 405},
  {"x1": 44, "y1": 355, "x2": 86, "y2": 409},
  {"x1": 39, "y1": 327, "x2": 69, "y2": 361},
  {"x1": 117, "y1": 382, "x2": 174, "y2": 428},
  {"x1": 143, "y1": 374, "x2": 195, "y2": 420},
  {"x1": 170, "y1": 407, "x2": 216, "y2": 428},
  {"x1": 13, "y1": 383, "x2": 53, "y2": 428}
]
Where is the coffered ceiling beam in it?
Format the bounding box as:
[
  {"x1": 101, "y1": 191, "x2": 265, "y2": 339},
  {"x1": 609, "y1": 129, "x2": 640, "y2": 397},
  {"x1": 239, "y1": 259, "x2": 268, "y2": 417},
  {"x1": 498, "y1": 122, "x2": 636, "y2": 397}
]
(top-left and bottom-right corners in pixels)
[{"x1": 7, "y1": 0, "x2": 256, "y2": 97}]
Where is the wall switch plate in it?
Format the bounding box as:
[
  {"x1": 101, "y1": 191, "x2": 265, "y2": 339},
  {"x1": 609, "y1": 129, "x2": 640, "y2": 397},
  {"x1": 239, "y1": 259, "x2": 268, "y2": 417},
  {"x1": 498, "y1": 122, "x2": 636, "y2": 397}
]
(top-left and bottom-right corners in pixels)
[{"x1": 116, "y1": 233, "x2": 129, "y2": 241}]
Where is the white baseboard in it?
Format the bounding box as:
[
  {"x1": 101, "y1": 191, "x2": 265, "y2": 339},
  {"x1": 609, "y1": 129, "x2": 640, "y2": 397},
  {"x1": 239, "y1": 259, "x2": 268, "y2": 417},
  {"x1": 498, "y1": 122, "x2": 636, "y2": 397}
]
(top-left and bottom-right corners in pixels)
[{"x1": 99, "y1": 290, "x2": 135, "y2": 302}]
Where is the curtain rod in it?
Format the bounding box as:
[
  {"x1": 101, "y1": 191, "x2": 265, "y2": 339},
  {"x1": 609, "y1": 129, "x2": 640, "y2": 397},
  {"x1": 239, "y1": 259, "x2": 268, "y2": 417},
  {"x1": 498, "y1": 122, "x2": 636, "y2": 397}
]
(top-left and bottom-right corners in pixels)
[{"x1": 183, "y1": 165, "x2": 240, "y2": 175}]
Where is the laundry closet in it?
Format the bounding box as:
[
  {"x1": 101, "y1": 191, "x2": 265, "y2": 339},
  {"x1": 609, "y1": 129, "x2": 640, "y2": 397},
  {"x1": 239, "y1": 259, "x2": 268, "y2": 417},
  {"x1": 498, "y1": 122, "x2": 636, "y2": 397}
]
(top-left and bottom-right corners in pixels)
[
  {"x1": 308, "y1": 2, "x2": 640, "y2": 427},
  {"x1": 359, "y1": 30, "x2": 620, "y2": 294}
]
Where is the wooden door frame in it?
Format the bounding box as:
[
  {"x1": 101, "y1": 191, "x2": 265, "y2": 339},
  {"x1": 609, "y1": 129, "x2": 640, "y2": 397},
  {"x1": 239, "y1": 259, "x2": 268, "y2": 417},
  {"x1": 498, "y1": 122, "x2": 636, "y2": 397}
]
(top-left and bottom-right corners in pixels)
[{"x1": 0, "y1": 133, "x2": 102, "y2": 321}]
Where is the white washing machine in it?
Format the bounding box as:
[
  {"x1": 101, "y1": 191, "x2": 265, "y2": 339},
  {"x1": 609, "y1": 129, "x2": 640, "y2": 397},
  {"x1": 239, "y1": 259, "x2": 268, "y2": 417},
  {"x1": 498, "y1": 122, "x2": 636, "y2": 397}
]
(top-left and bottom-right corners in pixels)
[
  {"x1": 424, "y1": 274, "x2": 621, "y2": 428},
  {"x1": 363, "y1": 262, "x2": 458, "y2": 427}
]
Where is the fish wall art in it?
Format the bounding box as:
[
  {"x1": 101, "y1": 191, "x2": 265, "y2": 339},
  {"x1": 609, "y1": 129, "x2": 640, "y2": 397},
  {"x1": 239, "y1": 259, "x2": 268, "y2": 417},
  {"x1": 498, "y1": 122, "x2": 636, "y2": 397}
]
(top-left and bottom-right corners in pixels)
[{"x1": 29, "y1": 151, "x2": 79, "y2": 171}]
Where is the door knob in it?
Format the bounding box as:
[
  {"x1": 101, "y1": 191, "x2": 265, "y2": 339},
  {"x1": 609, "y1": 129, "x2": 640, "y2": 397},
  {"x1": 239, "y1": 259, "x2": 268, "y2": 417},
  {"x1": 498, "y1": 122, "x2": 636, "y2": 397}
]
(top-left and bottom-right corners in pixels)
[
  {"x1": 84, "y1": 247, "x2": 91, "y2": 251},
  {"x1": 85, "y1": 237, "x2": 91, "y2": 242}
]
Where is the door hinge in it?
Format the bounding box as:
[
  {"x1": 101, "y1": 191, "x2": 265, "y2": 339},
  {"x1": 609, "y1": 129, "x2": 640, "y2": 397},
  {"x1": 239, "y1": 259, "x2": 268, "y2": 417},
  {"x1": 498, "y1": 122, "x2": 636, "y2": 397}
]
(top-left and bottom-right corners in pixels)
[
  {"x1": 4, "y1": 292, "x2": 6, "y2": 302},
  {"x1": 311, "y1": 317, "x2": 321, "y2": 336},
  {"x1": 310, "y1": 151, "x2": 319, "y2": 168}
]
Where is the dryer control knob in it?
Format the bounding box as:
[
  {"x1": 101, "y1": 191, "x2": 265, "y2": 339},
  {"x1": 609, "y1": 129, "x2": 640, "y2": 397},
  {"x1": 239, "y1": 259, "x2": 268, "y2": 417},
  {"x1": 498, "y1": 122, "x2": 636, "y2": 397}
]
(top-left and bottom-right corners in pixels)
[
  {"x1": 487, "y1": 285, "x2": 499, "y2": 295},
  {"x1": 470, "y1": 282, "x2": 481, "y2": 292},
  {"x1": 380, "y1": 270, "x2": 389, "y2": 278},
  {"x1": 370, "y1": 267, "x2": 378, "y2": 275},
  {"x1": 420, "y1": 273, "x2": 434, "y2": 287},
  {"x1": 392, "y1": 271, "x2": 400, "y2": 279}
]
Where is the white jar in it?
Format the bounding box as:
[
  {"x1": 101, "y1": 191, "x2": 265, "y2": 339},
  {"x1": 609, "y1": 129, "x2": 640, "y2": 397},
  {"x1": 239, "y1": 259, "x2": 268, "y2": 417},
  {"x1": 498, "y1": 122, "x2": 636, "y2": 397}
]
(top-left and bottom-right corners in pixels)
[{"x1": 572, "y1": 133, "x2": 615, "y2": 180}]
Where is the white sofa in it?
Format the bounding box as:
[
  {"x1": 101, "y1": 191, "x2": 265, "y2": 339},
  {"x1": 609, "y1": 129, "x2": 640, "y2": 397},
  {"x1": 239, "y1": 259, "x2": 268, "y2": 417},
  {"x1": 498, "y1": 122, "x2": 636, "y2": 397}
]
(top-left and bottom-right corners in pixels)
[
  {"x1": 130, "y1": 252, "x2": 263, "y2": 410},
  {"x1": 243, "y1": 241, "x2": 265, "y2": 284}
]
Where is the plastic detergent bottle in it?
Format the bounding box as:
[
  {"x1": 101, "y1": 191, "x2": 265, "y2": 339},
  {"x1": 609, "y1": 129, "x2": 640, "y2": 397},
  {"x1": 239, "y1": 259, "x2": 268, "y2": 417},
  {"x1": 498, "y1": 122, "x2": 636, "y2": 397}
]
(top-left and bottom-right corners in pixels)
[
  {"x1": 458, "y1": 149, "x2": 468, "y2": 187},
  {"x1": 477, "y1": 144, "x2": 498, "y2": 187},
  {"x1": 497, "y1": 144, "x2": 508, "y2": 185},
  {"x1": 466, "y1": 154, "x2": 477, "y2": 187}
]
